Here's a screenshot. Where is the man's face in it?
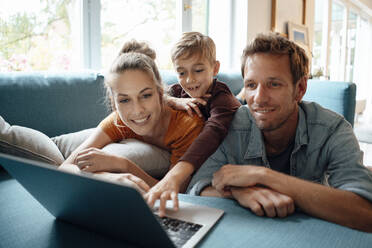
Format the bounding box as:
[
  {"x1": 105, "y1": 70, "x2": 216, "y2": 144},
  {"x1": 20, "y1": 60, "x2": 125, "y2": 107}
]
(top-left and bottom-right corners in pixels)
[
  {"x1": 243, "y1": 53, "x2": 306, "y2": 133},
  {"x1": 174, "y1": 54, "x2": 220, "y2": 98}
]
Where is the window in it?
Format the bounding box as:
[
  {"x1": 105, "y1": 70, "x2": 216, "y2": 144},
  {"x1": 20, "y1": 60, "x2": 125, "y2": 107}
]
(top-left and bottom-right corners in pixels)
[
  {"x1": 311, "y1": 0, "x2": 372, "y2": 124},
  {"x1": 0, "y1": 0, "x2": 75, "y2": 71},
  {"x1": 329, "y1": 1, "x2": 346, "y2": 81}
]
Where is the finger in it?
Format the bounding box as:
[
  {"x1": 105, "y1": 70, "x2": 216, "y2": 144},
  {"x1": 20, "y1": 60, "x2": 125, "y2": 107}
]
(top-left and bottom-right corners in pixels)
[
  {"x1": 257, "y1": 194, "x2": 276, "y2": 217},
  {"x1": 267, "y1": 192, "x2": 288, "y2": 218},
  {"x1": 194, "y1": 98, "x2": 207, "y2": 106},
  {"x1": 188, "y1": 102, "x2": 203, "y2": 118},
  {"x1": 287, "y1": 197, "x2": 295, "y2": 215},
  {"x1": 145, "y1": 192, "x2": 158, "y2": 209},
  {"x1": 185, "y1": 106, "x2": 193, "y2": 117},
  {"x1": 202, "y1": 94, "x2": 212, "y2": 99},
  {"x1": 170, "y1": 191, "x2": 179, "y2": 211},
  {"x1": 82, "y1": 164, "x2": 101, "y2": 172},
  {"x1": 248, "y1": 201, "x2": 265, "y2": 217},
  {"x1": 128, "y1": 175, "x2": 150, "y2": 192},
  {"x1": 76, "y1": 159, "x2": 91, "y2": 169},
  {"x1": 159, "y1": 192, "x2": 170, "y2": 217}
]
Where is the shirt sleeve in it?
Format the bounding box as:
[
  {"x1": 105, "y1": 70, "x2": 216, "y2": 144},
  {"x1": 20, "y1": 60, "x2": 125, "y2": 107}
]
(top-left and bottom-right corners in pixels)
[
  {"x1": 186, "y1": 139, "x2": 230, "y2": 195},
  {"x1": 98, "y1": 112, "x2": 141, "y2": 142},
  {"x1": 326, "y1": 120, "x2": 372, "y2": 203},
  {"x1": 178, "y1": 87, "x2": 241, "y2": 170}
]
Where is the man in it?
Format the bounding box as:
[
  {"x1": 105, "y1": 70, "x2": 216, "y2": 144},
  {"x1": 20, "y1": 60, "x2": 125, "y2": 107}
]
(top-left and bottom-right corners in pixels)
[{"x1": 187, "y1": 33, "x2": 372, "y2": 232}]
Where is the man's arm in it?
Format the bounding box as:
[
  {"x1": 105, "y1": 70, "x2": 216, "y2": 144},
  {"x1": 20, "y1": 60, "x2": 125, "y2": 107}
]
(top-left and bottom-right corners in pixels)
[{"x1": 212, "y1": 163, "x2": 372, "y2": 232}]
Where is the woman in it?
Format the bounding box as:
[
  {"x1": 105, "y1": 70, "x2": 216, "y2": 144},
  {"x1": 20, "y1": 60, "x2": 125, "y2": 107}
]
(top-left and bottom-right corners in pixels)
[{"x1": 60, "y1": 40, "x2": 204, "y2": 216}]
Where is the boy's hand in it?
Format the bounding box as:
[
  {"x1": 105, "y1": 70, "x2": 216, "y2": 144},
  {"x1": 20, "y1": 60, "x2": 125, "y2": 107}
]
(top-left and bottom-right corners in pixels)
[
  {"x1": 167, "y1": 95, "x2": 211, "y2": 118},
  {"x1": 144, "y1": 176, "x2": 180, "y2": 217}
]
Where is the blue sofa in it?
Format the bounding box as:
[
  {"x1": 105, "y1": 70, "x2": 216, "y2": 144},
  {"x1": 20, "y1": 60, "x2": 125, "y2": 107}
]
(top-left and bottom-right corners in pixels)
[{"x1": 0, "y1": 71, "x2": 356, "y2": 138}]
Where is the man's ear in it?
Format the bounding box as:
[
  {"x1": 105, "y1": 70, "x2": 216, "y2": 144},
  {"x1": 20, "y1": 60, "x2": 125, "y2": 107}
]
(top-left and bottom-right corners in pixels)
[
  {"x1": 295, "y1": 76, "x2": 307, "y2": 102},
  {"x1": 213, "y1": 60, "x2": 220, "y2": 76}
]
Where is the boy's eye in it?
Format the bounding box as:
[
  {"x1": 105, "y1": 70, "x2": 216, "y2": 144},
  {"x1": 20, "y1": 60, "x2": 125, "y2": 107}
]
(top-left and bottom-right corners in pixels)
[
  {"x1": 269, "y1": 81, "x2": 281, "y2": 87},
  {"x1": 178, "y1": 71, "x2": 185, "y2": 76},
  {"x1": 195, "y1": 69, "x2": 204, "y2": 73}
]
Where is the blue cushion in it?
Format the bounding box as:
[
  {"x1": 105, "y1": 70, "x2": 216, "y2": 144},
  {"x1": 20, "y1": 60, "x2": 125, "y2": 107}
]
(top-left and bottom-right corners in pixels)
[
  {"x1": 0, "y1": 72, "x2": 110, "y2": 137},
  {"x1": 304, "y1": 80, "x2": 356, "y2": 126}
]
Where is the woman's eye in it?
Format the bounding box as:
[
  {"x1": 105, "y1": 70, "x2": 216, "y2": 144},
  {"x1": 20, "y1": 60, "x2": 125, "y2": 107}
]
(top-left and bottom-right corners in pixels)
[
  {"x1": 143, "y1": 93, "x2": 152, "y2": 99},
  {"x1": 119, "y1": 99, "x2": 129, "y2": 103}
]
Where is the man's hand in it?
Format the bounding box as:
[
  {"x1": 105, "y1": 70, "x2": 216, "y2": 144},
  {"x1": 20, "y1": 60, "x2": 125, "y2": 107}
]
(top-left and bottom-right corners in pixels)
[
  {"x1": 74, "y1": 148, "x2": 128, "y2": 173},
  {"x1": 212, "y1": 164, "x2": 266, "y2": 196},
  {"x1": 94, "y1": 172, "x2": 150, "y2": 195},
  {"x1": 167, "y1": 95, "x2": 211, "y2": 118},
  {"x1": 231, "y1": 187, "x2": 295, "y2": 218}
]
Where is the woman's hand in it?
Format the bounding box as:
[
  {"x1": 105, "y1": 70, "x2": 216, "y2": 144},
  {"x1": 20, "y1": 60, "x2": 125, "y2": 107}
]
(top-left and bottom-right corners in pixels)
[
  {"x1": 166, "y1": 95, "x2": 211, "y2": 118},
  {"x1": 58, "y1": 163, "x2": 81, "y2": 174},
  {"x1": 94, "y1": 172, "x2": 150, "y2": 195},
  {"x1": 75, "y1": 147, "x2": 129, "y2": 173}
]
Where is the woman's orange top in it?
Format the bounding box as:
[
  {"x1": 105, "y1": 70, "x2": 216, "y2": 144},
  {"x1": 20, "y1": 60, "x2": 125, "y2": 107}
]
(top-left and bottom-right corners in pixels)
[{"x1": 98, "y1": 109, "x2": 204, "y2": 167}]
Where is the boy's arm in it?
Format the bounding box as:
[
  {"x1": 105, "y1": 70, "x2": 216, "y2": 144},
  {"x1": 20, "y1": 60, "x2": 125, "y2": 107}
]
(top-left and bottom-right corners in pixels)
[{"x1": 179, "y1": 88, "x2": 241, "y2": 171}]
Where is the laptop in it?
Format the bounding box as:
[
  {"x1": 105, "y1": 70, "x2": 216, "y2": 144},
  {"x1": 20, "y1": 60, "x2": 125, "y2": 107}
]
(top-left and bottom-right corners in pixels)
[{"x1": 0, "y1": 153, "x2": 224, "y2": 248}]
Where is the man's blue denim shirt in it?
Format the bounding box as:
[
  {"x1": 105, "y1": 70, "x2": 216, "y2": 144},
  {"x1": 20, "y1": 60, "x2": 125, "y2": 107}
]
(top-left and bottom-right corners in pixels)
[{"x1": 187, "y1": 102, "x2": 372, "y2": 203}]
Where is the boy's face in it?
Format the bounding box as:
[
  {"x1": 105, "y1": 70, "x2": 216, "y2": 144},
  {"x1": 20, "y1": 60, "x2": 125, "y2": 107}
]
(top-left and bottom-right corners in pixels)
[{"x1": 174, "y1": 54, "x2": 220, "y2": 98}]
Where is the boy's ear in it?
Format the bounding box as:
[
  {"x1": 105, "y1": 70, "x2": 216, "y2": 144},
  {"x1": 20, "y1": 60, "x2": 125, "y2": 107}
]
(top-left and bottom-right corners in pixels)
[{"x1": 213, "y1": 60, "x2": 220, "y2": 76}]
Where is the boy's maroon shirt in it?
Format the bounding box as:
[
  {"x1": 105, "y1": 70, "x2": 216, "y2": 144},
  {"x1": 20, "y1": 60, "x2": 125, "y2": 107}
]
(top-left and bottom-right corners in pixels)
[{"x1": 168, "y1": 79, "x2": 241, "y2": 170}]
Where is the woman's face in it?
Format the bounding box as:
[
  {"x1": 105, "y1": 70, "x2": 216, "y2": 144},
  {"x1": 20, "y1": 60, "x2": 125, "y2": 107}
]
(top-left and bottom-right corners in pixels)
[{"x1": 110, "y1": 69, "x2": 163, "y2": 137}]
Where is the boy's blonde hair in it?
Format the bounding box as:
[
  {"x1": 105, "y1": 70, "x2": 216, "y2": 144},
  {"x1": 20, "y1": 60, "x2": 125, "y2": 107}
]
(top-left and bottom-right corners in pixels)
[
  {"x1": 104, "y1": 40, "x2": 164, "y2": 112},
  {"x1": 171, "y1": 32, "x2": 216, "y2": 65}
]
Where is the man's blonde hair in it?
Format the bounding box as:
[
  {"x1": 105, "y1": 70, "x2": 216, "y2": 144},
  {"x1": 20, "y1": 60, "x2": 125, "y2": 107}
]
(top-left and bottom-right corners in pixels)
[
  {"x1": 241, "y1": 33, "x2": 309, "y2": 85},
  {"x1": 171, "y1": 32, "x2": 216, "y2": 65}
]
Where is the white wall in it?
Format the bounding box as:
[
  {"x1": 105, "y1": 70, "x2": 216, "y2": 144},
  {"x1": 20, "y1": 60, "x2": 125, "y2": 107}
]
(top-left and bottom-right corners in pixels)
[{"x1": 246, "y1": 0, "x2": 315, "y2": 50}]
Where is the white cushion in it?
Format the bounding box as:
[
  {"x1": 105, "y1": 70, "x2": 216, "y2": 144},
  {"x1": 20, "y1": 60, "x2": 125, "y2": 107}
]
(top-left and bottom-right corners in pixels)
[
  {"x1": 52, "y1": 129, "x2": 170, "y2": 179},
  {"x1": 0, "y1": 116, "x2": 64, "y2": 165}
]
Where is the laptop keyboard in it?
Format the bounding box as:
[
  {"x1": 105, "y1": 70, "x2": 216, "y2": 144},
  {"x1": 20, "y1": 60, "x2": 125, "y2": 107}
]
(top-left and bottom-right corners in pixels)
[{"x1": 155, "y1": 215, "x2": 203, "y2": 247}]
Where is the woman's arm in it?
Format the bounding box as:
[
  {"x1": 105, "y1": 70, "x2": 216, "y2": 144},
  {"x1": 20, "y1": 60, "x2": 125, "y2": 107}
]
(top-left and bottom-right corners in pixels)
[{"x1": 62, "y1": 127, "x2": 113, "y2": 166}]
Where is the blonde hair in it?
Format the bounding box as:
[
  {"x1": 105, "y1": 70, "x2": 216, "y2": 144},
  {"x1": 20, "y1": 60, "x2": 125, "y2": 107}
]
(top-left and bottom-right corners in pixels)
[
  {"x1": 104, "y1": 40, "x2": 164, "y2": 112},
  {"x1": 241, "y1": 33, "x2": 309, "y2": 85},
  {"x1": 171, "y1": 32, "x2": 216, "y2": 65}
]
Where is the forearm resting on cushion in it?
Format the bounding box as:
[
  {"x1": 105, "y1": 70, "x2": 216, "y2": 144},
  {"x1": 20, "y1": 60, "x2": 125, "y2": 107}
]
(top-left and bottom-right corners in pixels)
[{"x1": 262, "y1": 169, "x2": 372, "y2": 232}]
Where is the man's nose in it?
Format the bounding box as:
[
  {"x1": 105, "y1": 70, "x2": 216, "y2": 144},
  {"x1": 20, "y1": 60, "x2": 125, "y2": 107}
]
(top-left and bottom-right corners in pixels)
[{"x1": 253, "y1": 84, "x2": 269, "y2": 104}]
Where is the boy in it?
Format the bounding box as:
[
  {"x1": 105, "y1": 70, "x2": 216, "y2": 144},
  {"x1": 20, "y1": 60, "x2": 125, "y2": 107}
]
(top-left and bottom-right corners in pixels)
[
  {"x1": 146, "y1": 32, "x2": 241, "y2": 215},
  {"x1": 167, "y1": 32, "x2": 241, "y2": 172}
]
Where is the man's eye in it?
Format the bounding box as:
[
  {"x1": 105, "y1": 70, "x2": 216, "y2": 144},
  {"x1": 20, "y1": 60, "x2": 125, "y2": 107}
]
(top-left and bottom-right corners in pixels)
[
  {"x1": 195, "y1": 69, "x2": 204, "y2": 73},
  {"x1": 245, "y1": 83, "x2": 256, "y2": 89}
]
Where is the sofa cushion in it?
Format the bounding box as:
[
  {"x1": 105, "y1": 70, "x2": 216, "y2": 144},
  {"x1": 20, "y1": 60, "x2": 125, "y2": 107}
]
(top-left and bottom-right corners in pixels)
[
  {"x1": 0, "y1": 71, "x2": 110, "y2": 137},
  {"x1": 53, "y1": 129, "x2": 170, "y2": 179},
  {"x1": 0, "y1": 116, "x2": 64, "y2": 165}
]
